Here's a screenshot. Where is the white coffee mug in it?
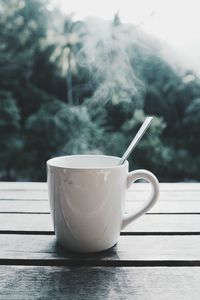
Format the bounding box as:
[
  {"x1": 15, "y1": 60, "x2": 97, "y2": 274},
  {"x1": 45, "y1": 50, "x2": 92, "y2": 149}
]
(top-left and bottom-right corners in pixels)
[{"x1": 47, "y1": 155, "x2": 159, "y2": 253}]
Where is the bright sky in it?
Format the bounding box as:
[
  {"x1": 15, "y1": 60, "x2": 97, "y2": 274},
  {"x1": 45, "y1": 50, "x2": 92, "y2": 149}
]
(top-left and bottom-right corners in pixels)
[
  {"x1": 59, "y1": 0, "x2": 200, "y2": 46},
  {"x1": 58, "y1": 0, "x2": 200, "y2": 73}
]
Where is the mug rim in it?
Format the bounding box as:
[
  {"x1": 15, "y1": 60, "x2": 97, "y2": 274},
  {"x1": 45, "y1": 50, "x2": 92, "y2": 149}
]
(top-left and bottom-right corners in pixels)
[{"x1": 47, "y1": 155, "x2": 128, "y2": 170}]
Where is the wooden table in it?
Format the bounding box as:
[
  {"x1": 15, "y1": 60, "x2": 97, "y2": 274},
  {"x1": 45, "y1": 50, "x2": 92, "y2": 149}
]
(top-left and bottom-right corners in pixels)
[{"x1": 0, "y1": 182, "x2": 200, "y2": 299}]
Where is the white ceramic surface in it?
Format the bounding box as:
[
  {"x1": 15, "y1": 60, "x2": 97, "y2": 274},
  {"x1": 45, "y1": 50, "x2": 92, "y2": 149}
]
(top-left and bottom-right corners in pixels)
[{"x1": 47, "y1": 155, "x2": 159, "y2": 253}]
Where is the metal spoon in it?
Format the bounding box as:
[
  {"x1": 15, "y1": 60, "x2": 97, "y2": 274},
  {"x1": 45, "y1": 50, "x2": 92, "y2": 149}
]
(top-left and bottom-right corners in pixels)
[{"x1": 118, "y1": 116, "x2": 153, "y2": 165}]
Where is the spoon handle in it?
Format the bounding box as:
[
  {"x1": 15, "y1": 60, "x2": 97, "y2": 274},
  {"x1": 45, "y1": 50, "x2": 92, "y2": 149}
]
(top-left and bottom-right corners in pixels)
[{"x1": 118, "y1": 116, "x2": 153, "y2": 165}]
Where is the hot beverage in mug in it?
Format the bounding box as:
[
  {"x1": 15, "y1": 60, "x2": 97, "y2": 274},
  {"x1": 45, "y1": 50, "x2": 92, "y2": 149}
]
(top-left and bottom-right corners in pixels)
[{"x1": 47, "y1": 155, "x2": 159, "y2": 253}]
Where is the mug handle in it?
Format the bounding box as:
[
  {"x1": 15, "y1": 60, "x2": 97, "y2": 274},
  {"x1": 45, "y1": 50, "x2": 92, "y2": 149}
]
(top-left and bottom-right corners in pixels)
[{"x1": 121, "y1": 169, "x2": 159, "y2": 230}]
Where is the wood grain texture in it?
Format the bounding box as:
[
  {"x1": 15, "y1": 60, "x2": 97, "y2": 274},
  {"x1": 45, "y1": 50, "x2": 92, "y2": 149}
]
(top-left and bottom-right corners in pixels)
[
  {"x1": 124, "y1": 214, "x2": 200, "y2": 233},
  {"x1": 0, "y1": 213, "x2": 200, "y2": 233},
  {"x1": 0, "y1": 200, "x2": 50, "y2": 213},
  {"x1": 0, "y1": 189, "x2": 199, "y2": 203},
  {"x1": 0, "y1": 266, "x2": 200, "y2": 300},
  {"x1": 0, "y1": 190, "x2": 48, "y2": 200},
  {"x1": 0, "y1": 234, "x2": 200, "y2": 265},
  {"x1": 1, "y1": 199, "x2": 200, "y2": 214},
  {"x1": 0, "y1": 182, "x2": 200, "y2": 191},
  {"x1": 0, "y1": 183, "x2": 200, "y2": 201},
  {"x1": 0, "y1": 182, "x2": 47, "y2": 190},
  {"x1": 126, "y1": 201, "x2": 200, "y2": 213},
  {"x1": 127, "y1": 189, "x2": 200, "y2": 201},
  {"x1": 129, "y1": 183, "x2": 200, "y2": 191},
  {"x1": 0, "y1": 213, "x2": 53, "y2": 231},
  {"x1": 0, "y1": 182, "x2": 199, "y2": 299}
]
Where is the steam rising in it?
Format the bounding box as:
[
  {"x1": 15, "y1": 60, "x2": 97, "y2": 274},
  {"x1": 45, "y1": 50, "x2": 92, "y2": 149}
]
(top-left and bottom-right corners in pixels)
[{"x1": 76, "y1": 16, "x2": 143, "y2": 104}]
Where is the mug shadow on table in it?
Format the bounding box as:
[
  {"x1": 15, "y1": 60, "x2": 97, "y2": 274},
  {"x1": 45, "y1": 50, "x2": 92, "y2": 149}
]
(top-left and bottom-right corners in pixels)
[{"x1": 53, "y1": 239, "x2": 121, "y2": 264}]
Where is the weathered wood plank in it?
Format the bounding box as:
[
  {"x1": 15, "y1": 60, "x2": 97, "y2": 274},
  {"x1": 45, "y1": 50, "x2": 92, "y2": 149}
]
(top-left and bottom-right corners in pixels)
[
  {"x1": 0, "y1": 182, "x2": 200, "y2": 191},
  {"x1": 129, "y1": 182, "x2": 200, "y2": 191},
  {"x1": 0, "y1": 214, "x2": 53, "y2": 231},
  {"x1": 0, "y1": 213, "x2": 200, "y2": 233},
  {"x1": 125, "y1": 214, "x2": 200, "y2": 233},
  {"x1": 0, "y1": 188, "x2": 199, "y2": 201},
  {"x1": 127, "y1": 190, "x2": 200, "y2": 201},
  {"x1": 0, "y1": 200, "x2": 50, "y2": 213},
  {"x1": 1, "y1": 199, "x2": 200, "y2": 214},
  {"x1": 0, "y1": 190, "x2": 48, "y2": 200},
  {"x1": 0, "y1": 182, "x2": 47, "y2": 190},
  {"x1": 0, "y1": 266, "x2": 199, "y2": 300},
  {"x1": 126, "y1": 201, "x2": 200, "y2": 213},
  {"x1": 0, "y1": 235, "x2": 200, "y2": 264}
]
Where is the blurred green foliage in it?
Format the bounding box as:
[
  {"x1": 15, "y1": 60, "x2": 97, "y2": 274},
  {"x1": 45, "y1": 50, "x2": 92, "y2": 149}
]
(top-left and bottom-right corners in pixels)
[{"x1": 0, "y1": 0, "x2": 200, "y2": 181}]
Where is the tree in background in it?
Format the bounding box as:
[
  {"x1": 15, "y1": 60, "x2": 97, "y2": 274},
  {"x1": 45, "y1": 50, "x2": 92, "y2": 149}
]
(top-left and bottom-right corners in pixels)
[
  {"x1": 0, "y1": 0, "x2": 200, "y2": 181},
  {"x1": 0, "y1": 91, "x2": 22, "y2": 179}
]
